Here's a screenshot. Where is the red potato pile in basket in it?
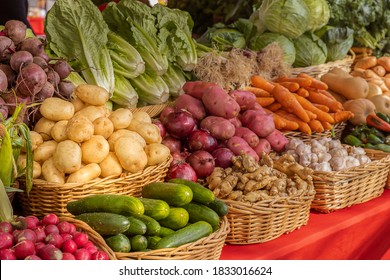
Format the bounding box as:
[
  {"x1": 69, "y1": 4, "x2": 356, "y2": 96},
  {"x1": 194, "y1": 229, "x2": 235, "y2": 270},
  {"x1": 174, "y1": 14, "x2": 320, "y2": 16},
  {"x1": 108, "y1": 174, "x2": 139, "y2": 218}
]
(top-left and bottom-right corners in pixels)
[
  {"x1": 158, "y1": 81, "x2": 289, "y2": 181},
  {"x1": 0, "y1": 214, "x2": 109, "y2": 260}
]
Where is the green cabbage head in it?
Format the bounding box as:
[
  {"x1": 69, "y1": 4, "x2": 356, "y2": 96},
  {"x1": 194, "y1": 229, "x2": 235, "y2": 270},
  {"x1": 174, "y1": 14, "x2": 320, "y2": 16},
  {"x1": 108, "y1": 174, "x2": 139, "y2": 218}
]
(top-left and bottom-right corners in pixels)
[
  {"x1": 302, "y1": 0, "x2": 330, "y2": 32},
  {"x1": 293, "y1": 32, "x2": 328, "y2": 67}
]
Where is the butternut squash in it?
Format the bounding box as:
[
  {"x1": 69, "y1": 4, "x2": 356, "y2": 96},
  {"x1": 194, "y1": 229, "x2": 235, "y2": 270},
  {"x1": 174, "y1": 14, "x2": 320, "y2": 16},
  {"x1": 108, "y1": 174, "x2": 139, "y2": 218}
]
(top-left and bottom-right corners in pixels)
[
  {"x1": 369, "y1": 95, "x2": 390, "y2": 116},
  {"x1": 320, "y1": 72, "x2": 369, "y2": 100},
  {"x1": 342, "y1": 99, "x2": 376, "y2": 125}
]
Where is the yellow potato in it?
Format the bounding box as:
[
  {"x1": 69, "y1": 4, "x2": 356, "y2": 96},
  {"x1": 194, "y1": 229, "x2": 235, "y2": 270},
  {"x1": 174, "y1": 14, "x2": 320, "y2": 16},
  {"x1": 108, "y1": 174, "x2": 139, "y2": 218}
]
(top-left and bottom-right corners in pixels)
[
  {"x1": 33, "y1": 140, "x2": 58, "y2": 163},
  {"x1": 39, "y1": 97, "x2": 74, "y2": 121},
  {"x1": 75, "y1": 84, "x2": 110, "y2": 106},
  {"x1": 51, "y1": 120, "x2": 68, "y2": 142},
  {"x1": 81, "y1": 135, "x2": 110, "y2": 164},
  {"x1": 53, "y1": 140, "x2": 82, "y2": 174},
  {"x1": 128, "y1": 121, "x2": 161, "y2": 144},
  {"x1": 71, "y1": 97, "x2": 86, "y2": 113},
  {"x1": 99, "y1": 152, "x2": 123, "y2": 178},
  {"x1": 145, "y1": 143, "x2": 171, "y2": 166},
  {"x1": 34, "y1": 117, "x2": 56, "y2": 141},
  {"x1": 66, "y1": 163, "x2": 101, "y2": 183},
  {"x1": 93, "y1": 117, "x2": 114, "y2": 139},
  {"x1": 108, "y1": 129, "x2": 146, "y2": 151},
  {"x1": 41, "y1": 157, "x2": 65, "y2": 184},
  {"x1": 30, "y1": 131, "x2": 43, "y2": 151},
  {"x1": 130, "y1": 111, "x2": 152, "y2": 124},
  {"x1": 109, "y1": 108, "x2": 133, "y2": 130},
  {"x1": 66, "y1": 115, "x2": 94, "y2": 143},
  {"x1": 75, "y1": 106, "x2": 108, "y2": 123},
  {"x1": 17, "y1": 155, "x2": 41, "y2": 178},
  {"x1": 114, "y1": 137, "x2": 147, "y2": 173}
]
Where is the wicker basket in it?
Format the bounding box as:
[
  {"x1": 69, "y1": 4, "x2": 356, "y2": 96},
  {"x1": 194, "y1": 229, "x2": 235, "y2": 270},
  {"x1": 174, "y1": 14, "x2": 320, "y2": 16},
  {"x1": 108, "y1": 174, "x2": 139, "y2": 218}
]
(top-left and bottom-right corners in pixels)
[
  {"x1": 223, "y1": 193, "x2": 314, "y2": 244},
  {"x1": 364, "y1": 148, "x2": 390, "y2": 189},
  {"x1": 115, "y1": 216, "x2": 230, "y2": 260},
  {"x1": 130, "y1": 103, "x2": 172, "y2": 118},
  {"x1": 291, "y1": 50, "x2": 355, "y2": 79},
  {"x1": 311, "y1": 150, "x2": 390, "y2": 213},
  {"x1": 17, "y1": 156, "x2": 172, "y2": 217},
  {"x1": 60, "y1": 217, "x2": 117, "y2": 260},
  {"x1": 284, "y1": 121, "x2": 347, "y2": 142}
]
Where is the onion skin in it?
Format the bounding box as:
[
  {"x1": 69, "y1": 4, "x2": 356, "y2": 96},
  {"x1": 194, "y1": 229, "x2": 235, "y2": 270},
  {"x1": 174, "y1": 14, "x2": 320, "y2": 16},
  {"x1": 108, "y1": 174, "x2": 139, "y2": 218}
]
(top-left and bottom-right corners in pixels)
[
  {"x1": 212, "y1": 148, "x2": 234, "y2": 168},
  {"x1": 186, "y1": 150, "x2": 215, "y2": 178},
  {"x1": 187, "y1": 129, "x2": 218, "y2": 152},
  {"x1": 164, "y1": 110, "x2": 197, "y2": 139},
  {"x1": 166, "y1": 162, "x2": 198, "y2": 182}
]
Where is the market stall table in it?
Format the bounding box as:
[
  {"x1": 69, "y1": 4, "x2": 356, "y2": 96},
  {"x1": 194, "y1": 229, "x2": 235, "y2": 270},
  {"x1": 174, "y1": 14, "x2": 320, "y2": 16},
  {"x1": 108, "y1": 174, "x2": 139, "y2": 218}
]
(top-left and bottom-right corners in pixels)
[{"x1": 220, "y1": 189, "x2": 390, "y2": 260}]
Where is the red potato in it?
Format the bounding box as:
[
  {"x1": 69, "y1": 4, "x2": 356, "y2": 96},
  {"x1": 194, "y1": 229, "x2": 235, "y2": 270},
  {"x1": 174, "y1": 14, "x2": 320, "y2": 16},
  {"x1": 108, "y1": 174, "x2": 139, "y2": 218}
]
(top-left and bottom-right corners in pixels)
[
  {"x1": 228, "y1": 116, "x2": 242, "y2": 128},
  {"x1": 226, "y1": 136, "x2": 259, "y2": 161},
  {"x1": 200, "y1": 116, "x2": 236, "y2": 140},
  {"x1": 253, "y1": 138, "x2": 271, "y2": 156},
  {"x1": 182, "y1": 81, "x2": 219, "y2": 100},
  {"x1": 234, "y1": 126, "x2": 260, "y2": 148},
  {"x1": 202, "y1": 86, "x2": 241, "y2": 119},
  {"x1": 241, "y1": 110, "x2": 275, "y2": 138},
  {"x1": 174, "y1": 94, "x2": 206, "y2": 120},
  {"x1": 265, "y1": 129, "x2": 289, "y2": 152},
  {"x1": 229, "y1": 90, "x2": 258, "y2": 110}
]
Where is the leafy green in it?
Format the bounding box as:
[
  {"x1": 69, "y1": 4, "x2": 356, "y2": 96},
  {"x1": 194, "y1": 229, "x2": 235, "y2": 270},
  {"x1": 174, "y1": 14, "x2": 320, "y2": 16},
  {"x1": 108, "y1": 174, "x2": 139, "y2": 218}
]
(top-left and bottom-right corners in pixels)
[
  {"x1": 0, "y1": 179, "x2": 13, "y2": 222},
  {"x1": 302, "y1": 0, "x2": 330, "y2": 31},
  {"x1": 293, "y1": 32, "x2": 328, "y2": 67},
  {"x1": 161, "y1": 63, "x2": 187, "y2": 98},
  {"x1": 45, "y1": 0, "x2": 114, "y2": 93},
  {"x1": 320, "y1": 26, "x2": 354, "y2": 61},
  {"x1": 130, "y1": 72, "x2": 169, "y2": 105},
  {"x1": 111, "y1": 74, "x2": 139, "y2": 108},
  {"x1": 197, "y1": 23, "x2": 246, "y2": 51}
]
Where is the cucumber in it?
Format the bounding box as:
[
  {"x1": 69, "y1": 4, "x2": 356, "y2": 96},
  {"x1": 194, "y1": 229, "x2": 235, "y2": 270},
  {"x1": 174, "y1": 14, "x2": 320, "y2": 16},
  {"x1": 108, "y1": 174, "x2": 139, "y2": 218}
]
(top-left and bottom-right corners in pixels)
[
  {"x1": 104, "y1": 234, "x2": 131, "y2": 253},
  {"x1": 155, "y1": 221, "x2": 213, "y2": 249},
  {"x1": 75, "y1": 212, "x2": 130, "y2": 236},
  {"x1": 138, "y1": 198, "x2": 170, "y2": 220},
  {"x1": 182, "y1": 203, "x2": 220, "y2": 228},
  {"x1": 158, "y1": 207, "x2": 189, "y2": 230},
  {"x1": 147, "y1": 236, "x2": 162, "y2": 249},
  {"x1": 123, "y1": 216, "x2": 147, "y2": 236},
  {"x1": 207, "y1": 198, "x2": 229, "y2": 217},
  {"x1": 135, "y1": 214, "x2": 161, "y2": 236},
  {"x1": 169, "y1": 178, "x2": 215, "y2": 205},
  {"x1": 142, "y1": 182, "x2": 193, "y2": 206},
  {"x1": 130, "y1": 235, "x2": 148, "y2": 252},
  {"x1": 158, "y1": 226, "x2": 175, "y2": 237},
  {"x1": 67, "y1": 194, "x2": 144, "y2": 216}
]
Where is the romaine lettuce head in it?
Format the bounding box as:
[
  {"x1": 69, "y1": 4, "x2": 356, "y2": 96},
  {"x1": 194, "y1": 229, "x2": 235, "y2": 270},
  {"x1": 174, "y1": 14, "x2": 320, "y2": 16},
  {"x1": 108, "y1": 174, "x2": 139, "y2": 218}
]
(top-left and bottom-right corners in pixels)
[
  {"x1": 250, "y1": 0, "x2": 310, "y2": 39},
  {"x1": 302, "y1": 0, "x2": 330, "y2": 32},
  {"x1": 250, "y1": 32, "x2": 296, "y2": 65},
  {"x1": 293, "y1": 32, "x2": 328, "y2": 67}
]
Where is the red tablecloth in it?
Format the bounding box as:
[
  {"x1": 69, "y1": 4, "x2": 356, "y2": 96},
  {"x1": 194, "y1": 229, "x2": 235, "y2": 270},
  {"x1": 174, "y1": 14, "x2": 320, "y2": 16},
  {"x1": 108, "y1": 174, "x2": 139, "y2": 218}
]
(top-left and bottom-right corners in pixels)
[{"x1": 220, "y1": 189, "x2": 390, "y2": 260}]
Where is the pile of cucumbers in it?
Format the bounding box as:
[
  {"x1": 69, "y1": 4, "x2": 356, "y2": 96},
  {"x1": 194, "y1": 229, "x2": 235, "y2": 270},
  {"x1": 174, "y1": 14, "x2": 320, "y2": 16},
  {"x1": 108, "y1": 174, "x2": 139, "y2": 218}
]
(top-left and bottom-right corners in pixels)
[{"x1": 66, "y1": 179, "x2": 228, "y2": 253}]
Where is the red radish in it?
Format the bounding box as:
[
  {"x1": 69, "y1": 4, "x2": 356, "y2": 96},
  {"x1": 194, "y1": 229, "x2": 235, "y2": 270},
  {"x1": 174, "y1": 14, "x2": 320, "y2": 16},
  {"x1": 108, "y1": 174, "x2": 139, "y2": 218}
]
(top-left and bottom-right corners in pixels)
[
  {"x1": 34, "y1": 227, "x2": 46, "y2": 242},
  {"x1": 152, "y1": 119, "x2": 166, "y2": 138},
  {"x1": 60, "y1": 233, "x2": 72, "y2": 242},
  {"x1": 164, "y1": 110, "x2": 197, "y2": 139},
  {"x1": 74, "y1": 248, "x2": 91, "y2": 260},
  {"x1": 91, "y1": 251, "x2": 109, "y2": 260},
  {"x1": 62, "y1": 252, "x2": 76, "y2": 260},
  {"x1": 62, "y1": 239, "x2": 77, "y2": 254},
  {"x1": 12, "y1": 229, "x2": 21, "y2": 239},
  {"x1": 159, "y1": 106, "x2": 175, "y2": 124},
  {"x1": 68, "y1": 223, "x2": 77, "y2": 235},
  {"x1": 42, "y1": 213, "x2": 59, "y2": 225},
  {"x1": 166, "y1": 162, "x2": 198, "y2": 182},
  {"x1": 45, "y1": 233, "x2": 63, "y2": 249},
  {"x1": 162, "y1": 135, "x2": 182, "y2": 153},
  {"x1": 24, "y1": 216, "x2": 39, "y2": 229},
  {"x1": 186, "y1": 150, "x2": 215, "y2": 178},
  {"x1": 188, "y1": 129, "x2": 218, "y2": 152},
  {"x1": 84, "y1": 241, "x2": 98, "y2": 255},
  {"x1": 35, "y1": 242, "x2": 45, "y2": 252},
  {"x1": 38, "y1": 244, "x2": 63, "y2": 260},
  {"x1": 14, "y1": 229, "x2": 37, "y2": 243},
  {"x1": 212, "y1": 148, "x2": 234, "y2": 168},
  {"x1": 14, "y1": 240, "x2": 35, "y2": 259},
  {"x1": 58, "y1": 221, "x2": 72, "y2": 234},
  {"x1": 73, "y1": 232, "x2": 89, "y2": 248},
  {"x1": 0, "y1": 248, "x2": 16, "y2": 260},
  {"x1": 0, "y1": 232, "x2": 14, "y2": 250},
  {"x1": 44, "y1": 224, "x2": 59, "y2": 235},
  {"x1": 0, "y1": 222, "x2": 13, "y2": 234},
  {"x1": 25, "y1": 255, "x2": 41, "y2": 260}
]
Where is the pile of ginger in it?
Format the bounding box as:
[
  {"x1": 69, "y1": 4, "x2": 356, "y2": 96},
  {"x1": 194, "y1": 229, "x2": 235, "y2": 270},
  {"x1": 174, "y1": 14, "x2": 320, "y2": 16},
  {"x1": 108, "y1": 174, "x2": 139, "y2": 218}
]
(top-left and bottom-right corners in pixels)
[{"x1": 206, "y1": 153, "x2": 316, "y2": 203}]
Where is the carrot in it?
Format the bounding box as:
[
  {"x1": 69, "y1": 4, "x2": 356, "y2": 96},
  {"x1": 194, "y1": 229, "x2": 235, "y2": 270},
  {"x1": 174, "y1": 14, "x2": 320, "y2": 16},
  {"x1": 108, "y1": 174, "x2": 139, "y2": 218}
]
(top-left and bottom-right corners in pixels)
[
  {"x1": 266, "y1": 102, "x2": 282, "y2": 112},
  {"x1": 251, "y1": 75, "x2": 275, "y2": 93},
  {"x1": 294, "y1": 94, "x2": 335, "y2": 123},
  {"x1": 274, "y1": 76, "x2": 312, "y2": 88},
  {"x1": 256, "y1": 97, "x2": 275, "y2": 107},
  {"x1": 305, "y1": 109, "x2": 317, "y2": 120},
  {"x1": 329, "y1": 111, "x2": 354, "y2": 123},
  {"x1": 312, "y1": 103, "x2": 330, "y2": 112},
  {"x1": 271, "y1": 84, "x2": 310, "y2": 123},
  {"x1": 321, "y1": 121, "x2": 333, "y2": 130},
  {"x1": 296, "y1": 87, "x2": 309, "y2": 97},
  {"x1": 317, "y1": 89, "x2": 338, "y2": 101},
  {"x1": 307, "y1": 90, "x2": 343, "y2": 112},
  {"x1": 275, "y1": 110, "x2": 311, "y2": 134},
  {"x1": 243, "y1": 86, "x2": 271, "y2": 97},
  {"x1": 276, "y1": 81, "x2": 300, "y2": 92},
  {"x1": 297, "y1": 73, "x2": 328, "y2": 90},
  {"x1": 308, "y1": 119, "x2": 324, "y2": 133},
  {"x1": 263, "y1": 108, "x2": 286, "y2": 130}
]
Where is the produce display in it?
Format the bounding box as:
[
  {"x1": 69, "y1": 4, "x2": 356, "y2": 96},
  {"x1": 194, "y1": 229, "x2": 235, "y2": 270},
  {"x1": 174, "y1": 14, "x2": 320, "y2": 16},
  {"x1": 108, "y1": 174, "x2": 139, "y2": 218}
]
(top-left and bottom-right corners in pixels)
[{"x1": 66, "y1": 180, "x2": 228, "y2": 253}]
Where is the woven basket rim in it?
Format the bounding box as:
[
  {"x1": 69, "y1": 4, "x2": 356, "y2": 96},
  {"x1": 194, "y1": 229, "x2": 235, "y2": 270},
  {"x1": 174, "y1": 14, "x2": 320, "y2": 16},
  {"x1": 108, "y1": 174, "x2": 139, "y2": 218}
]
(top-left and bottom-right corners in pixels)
[{"x1": 115, "y1": 216, "x2": 230, "y2": 260}]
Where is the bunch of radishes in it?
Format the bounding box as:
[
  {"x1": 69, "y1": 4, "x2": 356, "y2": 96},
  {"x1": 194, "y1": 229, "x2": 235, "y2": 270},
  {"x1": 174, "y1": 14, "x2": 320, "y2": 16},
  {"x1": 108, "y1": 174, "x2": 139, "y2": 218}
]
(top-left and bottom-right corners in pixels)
[
  {"x1": 0, "y1": 20, "x2": 74, "y2": 124},
  {"x1": 0, "y1": 213, "x2": 110, "y2": 260}
]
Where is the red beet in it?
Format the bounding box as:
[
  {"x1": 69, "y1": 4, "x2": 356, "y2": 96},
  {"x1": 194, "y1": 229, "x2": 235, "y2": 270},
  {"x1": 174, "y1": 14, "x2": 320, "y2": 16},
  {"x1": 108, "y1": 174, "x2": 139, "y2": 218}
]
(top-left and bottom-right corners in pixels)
[
  {"x1": 62, "y1": 239, "x2": 77, "y2": 254},
  {"x1": 14, "y1": 240, "x2": 35, "y2": 259},
  {"x1": 0, "y1": 248, "x2": 16, "y2": 260},
  {"x1": 41, "y1": 213, "x2": 59, "y2": 226},
  {"x1": 14, "y1": 229, "x2": 37, "y2": 243},
  {"x1": 38, "y1": 244, "x2": 63, "y2": 260},
  {"x1": 73, "y1": 232, "x2": 89, "y2": 248},
  {"x1": 58, "y1": 221, "x2": 72, "y2": 234},
  {"x1": 0, "y1": 232, "x2": 14, "y2": 250},
  {"x1": 0, "y1": 69, "x2": 8, "y2": 91},
  {"x1": 0, "y1": 222, "x2": 13, "y2": 234},
  {"x1": 16, "y1": 63, "x2": 47, "y2": 96},
  {"x1": 74, "y1": 248, "x2": 91, "y2": 260},
  {"x1": 10, "y1": 50, "x2": 33, "y2": 71},
  {"x1": 19, "y1": 37, "x2": 45, "y2": 56},
  {"x1": 52, "y1": 59, "x2": 71, "y2": 79},
  {"x1": 4, "y1": 20, "x2": 27, "y2": 45},
  {"x1": 34, "y1": 227, "x2": 46, "y2": 242},
  {"x1": 45, "y1": 233, "x2": 63, "y2": 249},
  {"x1": 44, "y1": 224, "x2": 59, "y2": 235},
  {"x1": 62, "y1": 252, "x2": 76, "y2": 260},
  {"x1": 25, "y1": 255, "x2": 41, "y2": 260},
  {"x1": 91, "y1": 251, "x2": 109, "y2": 260}
]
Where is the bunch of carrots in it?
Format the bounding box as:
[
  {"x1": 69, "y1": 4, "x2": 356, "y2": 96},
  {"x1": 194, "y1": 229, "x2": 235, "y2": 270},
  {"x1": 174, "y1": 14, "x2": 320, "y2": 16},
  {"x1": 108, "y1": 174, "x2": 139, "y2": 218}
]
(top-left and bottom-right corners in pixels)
[{"x1": 244, "y1": 73, "x2": 354, "y2": 135}]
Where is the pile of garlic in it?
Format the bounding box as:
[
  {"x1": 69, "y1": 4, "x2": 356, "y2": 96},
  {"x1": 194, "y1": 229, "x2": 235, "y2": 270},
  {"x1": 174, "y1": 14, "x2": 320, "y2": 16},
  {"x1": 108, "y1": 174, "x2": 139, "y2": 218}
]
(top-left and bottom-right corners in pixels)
[{"x1": 284, "y1": 137, "x2": 371, "y2": 172}]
